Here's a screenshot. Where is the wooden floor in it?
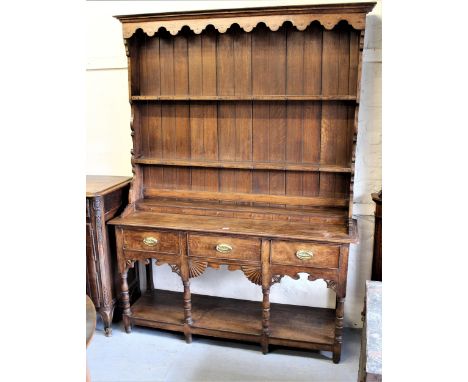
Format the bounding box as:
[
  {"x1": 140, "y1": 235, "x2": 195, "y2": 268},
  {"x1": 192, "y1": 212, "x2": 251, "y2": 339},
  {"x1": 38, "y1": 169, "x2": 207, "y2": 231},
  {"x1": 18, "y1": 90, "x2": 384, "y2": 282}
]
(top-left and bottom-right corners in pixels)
[{"x1": 131, "y1": 290, "x2": 335, "y2": 350}]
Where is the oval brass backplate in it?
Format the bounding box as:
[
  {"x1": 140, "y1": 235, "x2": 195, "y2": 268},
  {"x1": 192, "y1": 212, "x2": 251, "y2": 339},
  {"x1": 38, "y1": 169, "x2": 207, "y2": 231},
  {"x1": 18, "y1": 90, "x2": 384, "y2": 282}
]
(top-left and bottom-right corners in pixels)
[
  {"x1": 296, "y1": 249, "x2": 313, "y2": 260},
  {"x1": 216, "y1": 243, "x2": 233, "y2": 253},
  {"x1": 143, "y1": 237, "x2": 158, "y2": 246}
]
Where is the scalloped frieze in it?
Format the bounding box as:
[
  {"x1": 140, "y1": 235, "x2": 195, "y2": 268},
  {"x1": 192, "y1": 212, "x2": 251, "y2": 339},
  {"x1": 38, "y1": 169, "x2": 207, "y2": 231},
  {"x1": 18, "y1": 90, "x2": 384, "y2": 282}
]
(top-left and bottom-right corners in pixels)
[
  {"x1": 121, "y1": 13, "x2": 365, "y2": 38},
  {"x1": 272, "y1": 272, "x2": 338, "y2": 292}
]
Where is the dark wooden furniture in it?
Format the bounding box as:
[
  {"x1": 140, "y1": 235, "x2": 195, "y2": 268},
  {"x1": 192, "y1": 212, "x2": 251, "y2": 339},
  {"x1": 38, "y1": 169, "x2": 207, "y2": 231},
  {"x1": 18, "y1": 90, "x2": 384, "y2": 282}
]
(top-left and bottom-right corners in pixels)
[
  {"x1": 110, "y1": 2, "x2": 375, "y2": 363},
  {"x1": 86, "y1": 175, "x2": 141, "y2": 336},
  {"x1": 358, "y1": 281, "x2": 382, "y2": 381},
  {"x1": 371, "y1": 191, "x2": 382, "y2": 281}
]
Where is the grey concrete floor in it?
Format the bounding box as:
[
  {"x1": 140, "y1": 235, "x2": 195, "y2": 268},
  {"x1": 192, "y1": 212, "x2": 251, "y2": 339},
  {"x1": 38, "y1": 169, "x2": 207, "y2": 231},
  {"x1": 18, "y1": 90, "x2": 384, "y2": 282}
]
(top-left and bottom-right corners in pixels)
[{"x1": 88, "y1": 316, "x2": 362, "y2": 382}]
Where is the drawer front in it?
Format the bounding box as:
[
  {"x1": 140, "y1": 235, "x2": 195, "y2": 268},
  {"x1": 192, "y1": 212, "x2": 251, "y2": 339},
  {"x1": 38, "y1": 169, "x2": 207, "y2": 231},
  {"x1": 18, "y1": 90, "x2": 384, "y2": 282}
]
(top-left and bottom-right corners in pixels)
[
  {"x1": 188, "y1": 234, "x2": 260, "y2": 261},
  {"x1": 271, "y1": 241, "x2": 340, "y2": 269},
  {"x1": 123, "y1": 229, "x2": 180, "y2": 254}
]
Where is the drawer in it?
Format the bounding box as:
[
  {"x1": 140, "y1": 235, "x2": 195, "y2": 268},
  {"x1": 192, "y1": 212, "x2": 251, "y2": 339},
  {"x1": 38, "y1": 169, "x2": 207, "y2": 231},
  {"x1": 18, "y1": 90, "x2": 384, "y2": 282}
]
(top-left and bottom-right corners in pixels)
[
  {"x1": 271, "y1": 241, "x2": 340, "y2": 269},
  {"x1": 123, "y1": 229, "x2": 180, "y2": 255},
  {"x1": 188, "y1": 234, "x2": 261, "y2": 261}
]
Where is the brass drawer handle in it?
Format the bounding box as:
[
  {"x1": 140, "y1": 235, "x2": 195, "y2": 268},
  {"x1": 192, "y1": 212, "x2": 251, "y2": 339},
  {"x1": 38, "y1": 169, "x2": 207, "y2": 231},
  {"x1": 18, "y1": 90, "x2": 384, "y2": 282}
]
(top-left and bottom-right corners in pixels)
[
  {"x1": 296, "y1": 250, "x2": 314, "y2": 260},
  {"x1": 216, "y1": 243, "x2": 233, "y2": 254},
  {"x1": 143, "y1": 237, "x2": 159, "y2": 247}
]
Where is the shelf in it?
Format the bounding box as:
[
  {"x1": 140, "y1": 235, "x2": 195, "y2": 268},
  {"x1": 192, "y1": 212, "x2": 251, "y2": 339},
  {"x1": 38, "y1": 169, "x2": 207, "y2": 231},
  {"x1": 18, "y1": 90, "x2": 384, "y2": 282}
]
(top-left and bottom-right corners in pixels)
[
  {"x1": 131, "y1": 95, "x2": 357, "y2": 101},
  {"x1": 131, "y1": 290, "x2": 335, "y2": 348},
  {"x1": 135, "y1": 158, "x2": 352, "y2": 173}
]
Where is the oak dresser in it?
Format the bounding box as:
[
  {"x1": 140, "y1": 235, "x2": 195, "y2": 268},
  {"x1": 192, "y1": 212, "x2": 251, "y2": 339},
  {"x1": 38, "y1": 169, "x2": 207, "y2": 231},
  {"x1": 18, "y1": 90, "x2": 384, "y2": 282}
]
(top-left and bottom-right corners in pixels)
[{"x1": 109, "y1": 2, "x2": 375, "y2": 362}]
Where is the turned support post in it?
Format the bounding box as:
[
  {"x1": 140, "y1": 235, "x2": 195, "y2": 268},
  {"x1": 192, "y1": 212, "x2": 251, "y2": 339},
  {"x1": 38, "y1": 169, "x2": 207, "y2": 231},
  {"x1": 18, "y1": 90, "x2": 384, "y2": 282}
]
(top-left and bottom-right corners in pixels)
[
  {"x1": 261, "y1": 287, "x2": 271, "y2": 354},
  {"x1": 261, "y1": 240, "x2": 271, "y2": 354},
  {"x1": 333, "y1": 296, "x2": 345, "y2": 363},
  {"x1": 120, "y1": 267, "x2": 132, "y2": 333},
  {"x1": 179, "y1": 235, "x2": 192, "y2": 344},
  {"x1": 146, "y1": 261, "x2": 154, "y2": 292}
]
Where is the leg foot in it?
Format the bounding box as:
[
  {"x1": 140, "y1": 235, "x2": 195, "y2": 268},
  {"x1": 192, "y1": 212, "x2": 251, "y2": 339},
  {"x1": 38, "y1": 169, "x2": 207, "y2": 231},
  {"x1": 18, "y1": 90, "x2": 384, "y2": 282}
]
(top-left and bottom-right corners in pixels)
[
  {"x1": 183, "y1": 322, "x2": 192, "y2": 344},
  {"x1": 99, "y1": 306, "x2": 114, "y2": 337},
  {"x1": 261, "y1": 336, "x2": 269, "y2": 354},
  {"x1": 123, "y1": 315, "x2": 132, "y2": 333},
  {"x1": 333, "y1": 351, "x2": 341, "y2": 364}
]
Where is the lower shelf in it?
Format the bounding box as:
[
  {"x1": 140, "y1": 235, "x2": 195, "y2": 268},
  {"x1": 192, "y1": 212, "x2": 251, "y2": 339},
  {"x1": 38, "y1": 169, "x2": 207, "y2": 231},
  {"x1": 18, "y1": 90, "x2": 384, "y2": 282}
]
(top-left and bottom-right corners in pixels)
[{"x1": 130, "y1": 290, "x2": 336, "y2": 351}]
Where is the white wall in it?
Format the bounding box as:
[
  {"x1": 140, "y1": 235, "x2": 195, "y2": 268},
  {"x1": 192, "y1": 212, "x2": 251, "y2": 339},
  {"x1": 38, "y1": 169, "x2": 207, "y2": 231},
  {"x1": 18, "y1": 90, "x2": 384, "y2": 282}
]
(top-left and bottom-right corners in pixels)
[{"x1": 86, "y1": 0, "x2": 381, "y2": 328}]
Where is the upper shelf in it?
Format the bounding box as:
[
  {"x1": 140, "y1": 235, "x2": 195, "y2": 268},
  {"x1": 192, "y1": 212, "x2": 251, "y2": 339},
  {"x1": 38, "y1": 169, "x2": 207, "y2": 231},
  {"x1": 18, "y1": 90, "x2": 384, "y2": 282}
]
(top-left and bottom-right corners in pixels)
[
  {"x1": 131, "y1": 95, "x2": 357, "y2": 102},
  {"x1": 115, "y1": 3, "x2": 376, "y2": 37}
]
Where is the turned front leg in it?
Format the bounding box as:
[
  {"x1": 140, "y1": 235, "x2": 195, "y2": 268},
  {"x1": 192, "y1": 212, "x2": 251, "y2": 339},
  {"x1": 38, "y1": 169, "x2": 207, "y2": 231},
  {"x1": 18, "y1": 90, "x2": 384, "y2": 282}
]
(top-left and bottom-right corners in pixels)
[
  {"x1": 182, "y1": 279, "x2": 193, "y2": 343},
  {"x1": 333, "y1": 296, "x2": 345, "y2": 363},
  {"x1": 180, "y1": 236, "x2": 193, "y2": 344},
  {"x1": 120, "y1": 266, "x2": 132, "y2": 333},
  {"x1": 261, "y1": 286, "x2": 271, "y2": 354},
  {"x1": 261, "y1": 239, "x2": 271, "y2": 354}
]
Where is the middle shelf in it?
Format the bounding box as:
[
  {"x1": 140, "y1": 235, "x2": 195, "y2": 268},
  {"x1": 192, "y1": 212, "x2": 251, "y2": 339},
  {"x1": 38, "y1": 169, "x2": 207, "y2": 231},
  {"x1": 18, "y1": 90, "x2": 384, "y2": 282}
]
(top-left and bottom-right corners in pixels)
[
  {"x1": 134, "y1": 158, "x2": 352, "y2": 173},
  {"x1": 131, "y1": 95, "x2": 357, "y2": 101}
]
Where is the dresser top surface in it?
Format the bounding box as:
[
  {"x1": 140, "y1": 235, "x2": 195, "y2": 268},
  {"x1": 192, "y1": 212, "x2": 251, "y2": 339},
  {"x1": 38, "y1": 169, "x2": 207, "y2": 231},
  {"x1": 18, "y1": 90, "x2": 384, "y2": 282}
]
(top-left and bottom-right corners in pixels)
[
  {"x1": 86, "y1": 175, "x2": 132, "y2": 197},
  {"x1": 109, "y1": 210, "x2": 357, "y2": 244}
]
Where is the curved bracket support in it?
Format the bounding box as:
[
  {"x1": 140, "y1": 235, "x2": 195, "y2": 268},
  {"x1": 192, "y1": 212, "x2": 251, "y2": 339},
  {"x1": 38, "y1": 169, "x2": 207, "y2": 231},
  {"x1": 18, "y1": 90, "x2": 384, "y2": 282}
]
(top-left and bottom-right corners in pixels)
[{"x1": 272, "y1": 272, "x2": 339, "y2": 293}]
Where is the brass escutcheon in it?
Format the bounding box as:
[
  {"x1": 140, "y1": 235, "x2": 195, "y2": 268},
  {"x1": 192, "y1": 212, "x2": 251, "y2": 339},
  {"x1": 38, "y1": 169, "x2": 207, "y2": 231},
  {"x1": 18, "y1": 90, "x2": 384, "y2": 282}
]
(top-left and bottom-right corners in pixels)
[
  {"x1": 296, "y1": 249, "x2": 313, "y2": 260},
  {"x1": 216, "y1": 243, "x2": 233, "y2": 253},
  {"x1": 143, "y1": 237, "x2": 158, "y2": 246}
]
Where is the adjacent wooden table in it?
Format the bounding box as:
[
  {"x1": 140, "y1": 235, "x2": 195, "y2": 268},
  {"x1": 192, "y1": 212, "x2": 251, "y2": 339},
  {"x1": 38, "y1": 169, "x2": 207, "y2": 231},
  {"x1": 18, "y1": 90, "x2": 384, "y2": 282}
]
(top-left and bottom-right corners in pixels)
[{"x1": 86, "y1": 175, "x2": 140, "y2": 336}]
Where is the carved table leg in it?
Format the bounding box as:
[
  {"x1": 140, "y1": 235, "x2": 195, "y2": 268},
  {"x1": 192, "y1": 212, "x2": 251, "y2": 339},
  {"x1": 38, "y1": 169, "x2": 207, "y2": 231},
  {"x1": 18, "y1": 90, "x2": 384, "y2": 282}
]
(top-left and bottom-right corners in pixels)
[
  {"x1": 333, "y1": 296, "x2": 345, "y2": 363},
  {"x1": 99, "y1": 304, "x2": 115, "y2": 337},
  {"x1": 120, "y1": 267, "x2": 132, "y2": 333}
]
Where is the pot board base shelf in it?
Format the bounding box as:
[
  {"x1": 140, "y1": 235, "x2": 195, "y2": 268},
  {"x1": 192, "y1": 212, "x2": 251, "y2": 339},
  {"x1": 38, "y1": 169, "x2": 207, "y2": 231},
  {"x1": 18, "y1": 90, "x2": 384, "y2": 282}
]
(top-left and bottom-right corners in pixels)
[{"x1": 129, "y1": 290, "x2": 335, "y2": 352}]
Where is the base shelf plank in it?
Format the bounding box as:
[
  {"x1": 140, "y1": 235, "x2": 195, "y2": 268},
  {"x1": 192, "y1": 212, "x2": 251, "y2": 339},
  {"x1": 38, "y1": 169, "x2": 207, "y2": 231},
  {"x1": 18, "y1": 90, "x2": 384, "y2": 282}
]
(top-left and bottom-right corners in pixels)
[{"x1": 130, "y1": 290, "x2": 335, "y2": 349}]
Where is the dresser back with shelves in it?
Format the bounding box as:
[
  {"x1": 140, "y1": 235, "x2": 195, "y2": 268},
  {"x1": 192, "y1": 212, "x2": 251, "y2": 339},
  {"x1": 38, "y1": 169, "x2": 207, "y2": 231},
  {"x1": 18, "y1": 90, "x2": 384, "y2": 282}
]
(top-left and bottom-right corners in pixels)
[{"x1": 120, "y1": 5, "x2": 369, "y2": 220}]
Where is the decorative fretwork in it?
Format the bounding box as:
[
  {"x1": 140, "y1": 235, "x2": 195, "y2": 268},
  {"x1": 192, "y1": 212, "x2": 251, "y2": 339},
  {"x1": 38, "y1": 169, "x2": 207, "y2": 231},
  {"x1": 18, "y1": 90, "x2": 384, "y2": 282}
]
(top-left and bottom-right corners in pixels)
[
  {"x1": 272, "y1": 272, "x2": 338, "y2": 292},
  {"x1": 240, "y1": 265, "x2": 262, "y2": 286}
]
